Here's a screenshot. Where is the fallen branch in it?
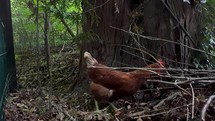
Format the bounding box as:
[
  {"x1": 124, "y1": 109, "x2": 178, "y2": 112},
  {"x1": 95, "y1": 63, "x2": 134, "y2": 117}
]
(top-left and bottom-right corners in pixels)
[
  {"x1": 147, "y1": 77, "x2": 215, "y2": 85},
  {"x1": 201, "y1": 95, "x2": 215, "y2": 121},
  {"x1": 128, "y1": 103, "x2": 192, "y2": 119},
  {"x1": 153, "y1": 92, "x2": 182, "y2": 109},
  {"x1": 190, "y1": 83, "x2": 195, "y2": 119}
]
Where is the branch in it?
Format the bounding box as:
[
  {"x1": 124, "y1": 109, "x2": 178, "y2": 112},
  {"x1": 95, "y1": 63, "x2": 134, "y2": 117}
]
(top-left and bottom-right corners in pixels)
[
  {"x1": 83, "y1": 0, "x2": 111, "y2": 14},
  {"x1": 110, "y1": 26, "x2": 215, "y2": 58},
  {"x1": 201, "y1": 95, "x2": 215, "y2": 121},
  {"x1": 153, "y1": 92, "x2": 182, "y2": 109},
  {"x1": 160, "y1": 0, "x2": 196, "y2": 47},
  {"x1": 190, "y1": 83, "x2": 195, "y2": 119},
  {"x1": 53, "y1": 5, "x2": 75, "y2": 37},
  {"x1": 148, "y1": 76, "x2": 215, "y2": 85},
  {"x1": 128, "y1": 103, "x2": 192, "y2": 119}
]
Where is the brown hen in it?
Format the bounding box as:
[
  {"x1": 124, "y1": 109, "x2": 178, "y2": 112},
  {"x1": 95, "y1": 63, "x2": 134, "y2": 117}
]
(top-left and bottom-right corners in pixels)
[{"x1": 84, "y1": 52, "x2": 165, "y2": 103}]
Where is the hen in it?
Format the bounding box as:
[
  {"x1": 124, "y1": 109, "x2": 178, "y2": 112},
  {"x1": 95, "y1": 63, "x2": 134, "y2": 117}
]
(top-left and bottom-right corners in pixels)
[{"x1": 84, "y1": 52, "x2": 165, "y2": 111}]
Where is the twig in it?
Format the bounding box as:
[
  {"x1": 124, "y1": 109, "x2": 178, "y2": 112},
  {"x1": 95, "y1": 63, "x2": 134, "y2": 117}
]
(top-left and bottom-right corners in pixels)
[
  {"x1": 120, "y1": 48, "x2": 169, "y2": 74},
  {"x1": 110, "y1": 26, "x2": 215, "y2": 57},
  {"x1": 115, "y1": 44, "x2": 195, "y2": 68},
  {"x1": 84, "y1": 0, "x2": 111, "y2": 13},
  {"x1": 88, "y1": 64, "x2": 215, "y2": 73},
  {"x1": 153, "y1": 92, "x2": 182, "y2": 109},
  {"x1": 128, "y1": 103, "x2": 192, "y2": 119},
  {"x1": 174, "y1": 80, "x2": 192, "y2": 95},
  {"x1": 148, "y1": 76, "x2": 215, "y2": 85},
  {"x1": 88, "y1": 66, "x2": 215, "y2": 84},
  {"x1": 160, "y1": 0, "x2": 195, "y2": 46},
  {"x1": 190, "y1": 83, "x2": 195, "y2": 119},
  {"x1": 63, "y1": 110, "x2": 77, "y2": 121},
  {"x1": 51, "y1": 100, "x2": 77, "y2": 121},
  {"x1": 201, "y1": 95, "x2": 215, "y2": 121},
  {"x1": 186, "y1": 104, "x2": 190, "y2": 121},
  {"x1": 56, "y1": 41, "x2": 66, "y2": 61},
  {"x1": 88, "y1": 65, "x2": 166, "y2": 76}
]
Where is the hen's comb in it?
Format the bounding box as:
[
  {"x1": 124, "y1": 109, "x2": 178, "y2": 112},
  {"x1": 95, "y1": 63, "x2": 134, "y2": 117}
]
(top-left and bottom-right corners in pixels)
[{"x1": 157, "y1": 59, "x2": 165, "y2": 66}]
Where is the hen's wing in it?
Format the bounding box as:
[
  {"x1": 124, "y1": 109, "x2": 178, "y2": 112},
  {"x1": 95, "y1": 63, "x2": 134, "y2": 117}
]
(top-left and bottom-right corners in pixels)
[
  {"x1": 89, "y1": 67, "x2": 132, "y2": 89},
  {"x1": 90, "y1": 82, "x2": 113, "y2": 101}
]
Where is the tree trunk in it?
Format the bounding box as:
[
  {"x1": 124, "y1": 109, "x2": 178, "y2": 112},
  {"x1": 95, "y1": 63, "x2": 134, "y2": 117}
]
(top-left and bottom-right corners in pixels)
[
  {"x1": 0, "y1": 0, "x2": 17, "y2": 92},
  {"x1": 82, "y1": 0, "x2": 200, "y2": 65},
  {"x1": 81, "y1": 0, "x2": 131, "y2": 66},
  {"x1": 43, "y1": 0, "x2": 53, "y2": 109},
  {"x1": 44, "y1": 12, "x2": 50, "y2": 73}
]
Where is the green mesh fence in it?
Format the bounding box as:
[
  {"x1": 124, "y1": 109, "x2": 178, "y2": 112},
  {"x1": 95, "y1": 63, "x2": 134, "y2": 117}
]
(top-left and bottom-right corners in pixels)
[{"x1": 0, "y1": 19, "x2": 7, "y2": 120}]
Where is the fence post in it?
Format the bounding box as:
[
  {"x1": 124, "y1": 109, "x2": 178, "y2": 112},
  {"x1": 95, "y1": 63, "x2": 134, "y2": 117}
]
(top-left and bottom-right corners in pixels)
[{"x1": 0, "y1": 19, "x2": 7, "y2": 121}]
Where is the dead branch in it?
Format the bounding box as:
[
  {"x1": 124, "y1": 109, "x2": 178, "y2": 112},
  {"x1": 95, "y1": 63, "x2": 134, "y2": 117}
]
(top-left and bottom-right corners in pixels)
[
  {"x1": 110, "y1": 26, "x2": 215, "y2": 57},
  {"x1": 201, "y1": 95, "x2": 215, "y2": 121},
  {"x1": 153, "y1": 92, "x2": 182, "y2": 110},
  {"x1": 128, "y1": 103, "x2": 192, "y2": 119},
  {"x1": 190, "y1": 83, "x2": 195, "y2": 119}
]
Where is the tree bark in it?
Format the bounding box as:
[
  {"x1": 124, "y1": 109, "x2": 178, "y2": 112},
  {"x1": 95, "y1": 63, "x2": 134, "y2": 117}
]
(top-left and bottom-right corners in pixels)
[
  {"x1": 81, "y1": 0, "x2": 201, "y2": 67},
  {"x1": 81, "y1": 0, "x2": 131, "y2": 66},
  {"x1": 0, "y1": 0, "x2": 17, "y2": 92}
]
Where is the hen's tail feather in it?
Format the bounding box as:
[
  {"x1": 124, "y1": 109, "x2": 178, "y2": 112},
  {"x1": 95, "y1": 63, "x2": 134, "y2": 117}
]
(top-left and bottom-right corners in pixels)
[{"x1": 84, "y1": 51, "x2": 98, "y2": 66}]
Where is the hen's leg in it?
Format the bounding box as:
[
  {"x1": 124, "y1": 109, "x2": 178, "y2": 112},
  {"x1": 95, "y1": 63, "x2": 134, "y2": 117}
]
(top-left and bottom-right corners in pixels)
[
  {"x1": 108, "y1": 103, "x2": 122, "y2": 116},
  {"x1": 94, "y1": 100, "x2": 107, "y2": 113},
  {"x1": 94, "y1": 100, "x2": 100, "y2": 111},
  {"x1": 109, "y1": 103, "x2": 118, "y2": 111}
]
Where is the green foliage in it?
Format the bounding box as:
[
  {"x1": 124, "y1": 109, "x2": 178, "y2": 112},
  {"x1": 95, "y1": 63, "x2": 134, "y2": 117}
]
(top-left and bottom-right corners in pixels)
[
  {"x1": 194, "y1": 1, "x2": 215, "y2": 69},
  {"x1": 73, "y1": 31, "x2": 99, "y2": 45},
  {"x1": 11, "y1": 0, "x2": 84, "y2": 50},
  {"x1": 11, "y1": 0, "x2": 36, "y2": 49},
  {"x1": 15, "y1": 54, "x2": 21, "y2": 61},
  {"x1": 207, "y1": 0, "x2": 215, "y2": 4}
]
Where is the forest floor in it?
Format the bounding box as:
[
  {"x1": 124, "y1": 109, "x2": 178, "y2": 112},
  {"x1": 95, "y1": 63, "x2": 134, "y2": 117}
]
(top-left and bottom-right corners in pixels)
[{"x1": 4, "y1": 46, "x2": 215, "y2": 121}]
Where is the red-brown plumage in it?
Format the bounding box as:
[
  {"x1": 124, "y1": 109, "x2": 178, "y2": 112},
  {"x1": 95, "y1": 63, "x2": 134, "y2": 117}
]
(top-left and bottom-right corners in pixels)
[{"x1": 84, "y1": 52, "x2": 165, "y2": 102}]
